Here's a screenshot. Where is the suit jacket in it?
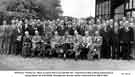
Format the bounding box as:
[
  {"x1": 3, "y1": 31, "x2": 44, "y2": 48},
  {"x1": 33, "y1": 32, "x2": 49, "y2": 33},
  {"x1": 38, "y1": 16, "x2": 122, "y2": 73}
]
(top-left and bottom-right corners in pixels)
[
  {"x1": 100, "y1": 27, "x2": 112, "y2": 44},
  {"x1": 119, "y1": 27, "x2": 134, "y2": 43},
  {"x1": 56, "y1": 26, "x2": 65, "y2": 36}
]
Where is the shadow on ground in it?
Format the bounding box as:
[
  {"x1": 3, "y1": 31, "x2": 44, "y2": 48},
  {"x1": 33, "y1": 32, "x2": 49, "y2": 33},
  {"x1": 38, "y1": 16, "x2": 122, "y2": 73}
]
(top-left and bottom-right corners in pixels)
[{"x1": 0, "y1": 55, "x2": 135, "y2": 70}]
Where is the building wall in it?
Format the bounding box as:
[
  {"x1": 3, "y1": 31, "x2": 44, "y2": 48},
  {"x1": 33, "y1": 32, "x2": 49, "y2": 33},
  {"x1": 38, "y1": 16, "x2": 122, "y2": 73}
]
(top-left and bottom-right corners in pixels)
[
  {"x1": 96, "y1": 0, "x2": 126, "y2": 19},
  {"x1": 95, "y1": 0, "x2": 111, "y2": 18},
  {"x1": 125, "y1": 0, "x2": 135, "y2": 17}
]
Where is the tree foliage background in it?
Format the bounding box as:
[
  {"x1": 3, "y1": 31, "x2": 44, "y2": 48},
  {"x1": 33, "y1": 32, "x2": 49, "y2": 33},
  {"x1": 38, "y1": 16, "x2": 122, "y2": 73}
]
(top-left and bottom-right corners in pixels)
[{"x1": 0, "y1": 0, "x2": 63, "y2": 20}]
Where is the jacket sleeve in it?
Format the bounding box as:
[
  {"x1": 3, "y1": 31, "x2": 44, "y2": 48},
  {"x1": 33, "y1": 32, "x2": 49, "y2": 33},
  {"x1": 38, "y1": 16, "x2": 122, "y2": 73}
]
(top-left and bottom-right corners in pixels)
[{"x1": 130, "y1": 28, "x2": 134, "y2": 42}]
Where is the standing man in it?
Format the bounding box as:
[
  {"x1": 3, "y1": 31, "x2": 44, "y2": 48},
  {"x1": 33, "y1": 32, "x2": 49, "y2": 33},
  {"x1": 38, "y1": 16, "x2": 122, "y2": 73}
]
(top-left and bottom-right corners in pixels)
[
  {"x1": 108, "y1": 19, "x2": 114, "y2": 59},
  {"x1": 2, "y1": 20, "x2": 8, "y2": 55},
  {"x1": 112, "y1": 22, "x2": 120, "y2": 59},
  {"x1": 129, "y1": 17, "x2": 135, "y2": 59},
  {"x1": 9, "y1": 20, "x2": 18, "y2": 55},
  {"x1": 100, "y1": 22, "x2": 111, "y2": 58},
  {"x1": 6, "y1": 21, "x2": 15, "y2": 55},
  {"x1": 119, "y1": 21, "x2": 134, "y2": 60},
  {"x1": 0, "y1": 22, "x2": 5, "y2": 55}
]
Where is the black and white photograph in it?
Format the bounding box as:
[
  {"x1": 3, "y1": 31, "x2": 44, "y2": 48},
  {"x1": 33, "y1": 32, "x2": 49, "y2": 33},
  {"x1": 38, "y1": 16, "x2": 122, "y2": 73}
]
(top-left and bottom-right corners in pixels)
[{"x1": 0, "y1": 0, "x2": 135, "y2": 72}]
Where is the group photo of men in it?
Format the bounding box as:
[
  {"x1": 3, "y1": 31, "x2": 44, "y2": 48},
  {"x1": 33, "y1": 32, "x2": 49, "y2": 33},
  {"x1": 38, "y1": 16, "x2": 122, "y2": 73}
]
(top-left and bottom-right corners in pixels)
[
  {"x1": 0, "y1": 16, "x2": 134, "y2": 61},
  {"x1": 1, "y1": 0, "x2": 135, "y2": 71}
]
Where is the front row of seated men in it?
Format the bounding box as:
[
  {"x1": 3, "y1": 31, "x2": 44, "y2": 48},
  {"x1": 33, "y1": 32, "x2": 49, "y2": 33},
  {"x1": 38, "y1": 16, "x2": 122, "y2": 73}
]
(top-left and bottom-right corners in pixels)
[{"x1": 15, "y1": 30, "x2": 102, "y2": 60}]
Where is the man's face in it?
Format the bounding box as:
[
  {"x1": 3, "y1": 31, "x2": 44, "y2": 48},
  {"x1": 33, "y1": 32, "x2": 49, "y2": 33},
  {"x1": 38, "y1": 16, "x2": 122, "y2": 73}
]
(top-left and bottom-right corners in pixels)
[
  {"x1": 88, "y1": 25, "x2": 92, "y2": 30},
  {"x1": 3, "y1": 21, "x2": 7, "y2": 25},
  {"x1": 110, "y1": 19, "x2": 113, "y2": 25},
  {"x1": 25, "y1": 19, "x2": 28, "y2": 23},
  {"x1": 130, "y1": 18, "x2": 134, "y2": 23},
  {"x1": 114, "y1": 22, "x2": 119, "y2": 28},
  {"x1": 25, "y1": 32, "x2": 29, "y2": 36},
  {"x1": 97, "y1": 25, "x2": 102, "y2": 30},
  {"x1": 130, "y1": 23, "x2": 134, "y2": 27},
  {"x1": 88, "y1": 21, "x2": 92, "y2": 25},
  {"x1": 85, "y1": 31, "x2": 89, "y2": 36},
  {"x1": 95, "y1": 31, "x2": 99, "y2": 36},
  {"x1": 124, "y1": 21, "x2": 129, "y2": 28},
  {"x1": 68, "y1": 24, "x2": 72, "y2": 28},
  {"x1": 25, "y1": 23, "x2": 28, "y2": 28},
  {"x1": 57, "y1": 18, "x2": 60, "y2": 22},
  {"x1": 74, "y1": 31, "x2": 78, "y2": 35},
  {"x1": 11, "y1": 20, "x2": 15, "y2": 25},
  {"x1": 103, "y1": 23, "x2": 107, "y2": 28},
  {"x1": 54, "y1": 31, "x2": 58, "y2": 35},
  {"x1": 91, "y1": 19, "x2": 95, "y2": 24},
  {"x1": 60, "y1": 20, "x2": 64, "y2": 23},
  {"x1": 65, "y1": 31, "x2": 69, "y2": 35},
  {"x1": 119, "y1": 21, "x2": 123, "y2": 25},
  {"x1": 96, "y1": 19, "x2": 101, "y2": 24},
  {"x1": 106, "y1": 20, "x2": 109, "y2": 25},
  {"x1": 122, "y1": 17, "x2": 126, "y2": 21}
]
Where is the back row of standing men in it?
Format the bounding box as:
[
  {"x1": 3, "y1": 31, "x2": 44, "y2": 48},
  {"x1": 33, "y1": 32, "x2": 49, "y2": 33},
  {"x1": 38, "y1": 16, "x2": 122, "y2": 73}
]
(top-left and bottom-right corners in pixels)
[{"x1": 0, "y1": 16, "x2": 134, "y2": 60}]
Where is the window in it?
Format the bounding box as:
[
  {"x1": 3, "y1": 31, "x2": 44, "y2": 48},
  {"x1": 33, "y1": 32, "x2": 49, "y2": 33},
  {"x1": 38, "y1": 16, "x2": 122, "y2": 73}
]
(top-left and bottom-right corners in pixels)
[
  {"x1": 133, "y1": 0, "x2": 135, "y2": 8},
  {"x1": 129, "y1": 0, "x2": 133, "y2": 9},
  {"x1": 126, "y1": 1, "x2": 129, "y2": 10}
]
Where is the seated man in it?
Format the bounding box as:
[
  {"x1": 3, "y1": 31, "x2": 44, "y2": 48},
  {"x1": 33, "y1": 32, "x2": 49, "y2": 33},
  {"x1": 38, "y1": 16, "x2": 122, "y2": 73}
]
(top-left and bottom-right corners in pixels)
[
  {"x1": 92, "y1": 31, "x2": 103, "y2": 59},
  {"x1": 51, "y1": 31, "x2": 61, "y2": 49},
  {"x1": 51, "y1": 31, "x2": 63, "y2": 56},
  {"x1": 22, "y1": 31, "x2": 32, "y2": 57},
  {"x1": 62, "y1": 31, "x2": 74, "y2": 58},
  {"x1": 73, "y1": 30, "x2": 82, "y2": 48},
  {"x1": 73, "y1": 30, "x2": 83, "y2": 60},
  {"x1": 81, "y1": 31, "x2": 93, "y2": 59},
  {"x1": 31, "y1": 30, "x2": 42, "y2": 56},
  {"x1": 15, "y1": 35, "x2": 22, "y2": 55},
  {"x1": 82, "y1": 31, "x2": 92, "y2": 48}
]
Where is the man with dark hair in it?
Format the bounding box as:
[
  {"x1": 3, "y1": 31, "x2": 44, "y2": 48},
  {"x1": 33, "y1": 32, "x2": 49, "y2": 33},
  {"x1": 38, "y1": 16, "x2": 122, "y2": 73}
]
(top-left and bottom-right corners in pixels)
[
  {"x1": 31, "y1": 30, "x2": 42, "y2": 56},
  {"x1": 0, "y1": 21, "x2": 5, "y2": 55},
  {"x1": 2, "y1": 20, "x2": 9, "y2": 55},
  {"x1": 108, "y1": 19, "x2": 114, "y2": 59},
  {"x1": 22, "y1": 31, "x2": 32, "y2": 57},
  {"x1": 56, "y1": 24, "x2": 65, "y2": 36},
  {"x1": 67, "y1": 24, "x2": 74, "y2": 36},
  {"x1": 100, "y1": 22, "x2": 111, "y2": 58},
  {"x1": 112, "y1": 22, "x2": 120, "y2": 59},
  {"x1": 119, "y1": 21, "x2": 134, "y2": 60},
  {"x1": 73, "y1": 30, "x2": 82, "y2": 60},
  {"x1": 82, "y1": 31, "x2": 92, "y2": 59},
  {"x1": 129, "y1": 18, "x2": 135, "y2": 59},
  {"x1": 63, "y1": 31, "x2": 74, "y2": 58}
]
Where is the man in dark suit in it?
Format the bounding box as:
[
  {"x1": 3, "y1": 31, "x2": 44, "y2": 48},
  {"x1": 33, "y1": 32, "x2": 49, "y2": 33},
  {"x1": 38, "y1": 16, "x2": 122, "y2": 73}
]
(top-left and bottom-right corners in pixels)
[
  {"x1": 112, "y1": 22, "x2": 120, "y2": 59},
  {"x1": 36, "y1": 22, "x2": 44, "y2": 36},
  {"x1": 56, "y1": 25, "x2": 65, "y2": 36},
  {"x1": 119, "y1": 21, "x2": 134, "y2": 60},
  {"x1": 100, "y1": 21, "x2": 113, "y2": 59},
  {"x1": 129, "y1": 18, "x2": 135, "y2": 59},
  {"x1": 67, "y1": 24, "x2": 75, "y2": 36},
  {"x1": 108, "y1": 19, "x2": 114, "y2": 59}
]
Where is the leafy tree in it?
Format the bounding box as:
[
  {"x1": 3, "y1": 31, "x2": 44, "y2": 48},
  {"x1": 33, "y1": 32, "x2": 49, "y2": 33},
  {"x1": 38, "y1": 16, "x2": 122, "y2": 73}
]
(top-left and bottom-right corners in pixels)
[{"x1": 0, "y1": 0, "x2": 63, "y2": 20}]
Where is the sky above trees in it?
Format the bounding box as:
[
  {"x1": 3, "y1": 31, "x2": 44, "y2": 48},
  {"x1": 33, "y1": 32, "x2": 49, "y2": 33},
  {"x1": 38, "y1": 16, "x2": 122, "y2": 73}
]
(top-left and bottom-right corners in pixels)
[
  {"x1": 60, "y1": 0, "x2": 95, "y2": 18},
  {"x1": 0, "y1": 0, "x2": 95, "y2": 18}
]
